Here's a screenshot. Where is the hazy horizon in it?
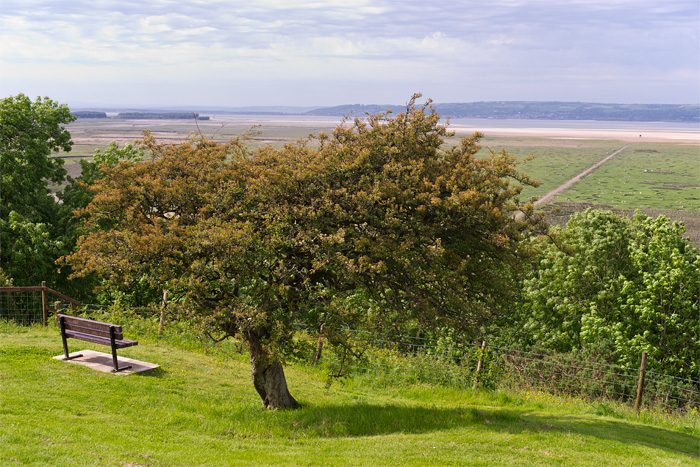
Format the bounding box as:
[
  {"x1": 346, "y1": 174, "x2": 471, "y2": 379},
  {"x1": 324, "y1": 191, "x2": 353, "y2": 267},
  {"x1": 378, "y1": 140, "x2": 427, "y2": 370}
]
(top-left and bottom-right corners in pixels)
[
  {"x1": 63, "y1": 100, "x2": 700, "y2": 112},
  {"x1": 2, "y1": 0, "x2": 699, "y2": 108}
]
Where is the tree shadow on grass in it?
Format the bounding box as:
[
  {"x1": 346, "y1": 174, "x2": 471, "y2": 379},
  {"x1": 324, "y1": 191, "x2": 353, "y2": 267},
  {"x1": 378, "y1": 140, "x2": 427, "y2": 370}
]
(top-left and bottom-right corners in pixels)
[
  {"x1": 497, "y1": 412, "x2": 699, "y2": 459},
  {"x1": 280, "y1": 403, "x2": 698, "y2": 458},
  {"x1": 133, "y1": 367, "x2": 167, "y2": 378}
]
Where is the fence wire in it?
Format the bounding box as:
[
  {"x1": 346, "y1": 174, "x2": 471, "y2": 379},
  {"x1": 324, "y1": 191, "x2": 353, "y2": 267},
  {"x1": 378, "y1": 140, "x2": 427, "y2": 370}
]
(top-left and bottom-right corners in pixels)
[
  {"x1": 0, "y1": 289, "x2": 76, "y2": 325},
  {"x1": 488, "y1": 346, "x2": 699, "y2": 412},
  {"x1": 2, "y1": 296, "x2": 698, "y2": 413},
  {"x1": 0, "y1": 290, "x2": 44, "y2": 325},
  {"x1": 330, "y1": 329, "x2": 699, "y2": 413}
]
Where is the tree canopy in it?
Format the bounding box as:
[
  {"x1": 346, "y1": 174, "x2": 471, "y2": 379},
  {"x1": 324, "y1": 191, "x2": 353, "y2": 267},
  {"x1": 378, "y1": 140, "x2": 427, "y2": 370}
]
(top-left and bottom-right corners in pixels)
[
  {"x1": 1, "y1": 94, "x2": 74, "y2": 215},
  {"x1": 521, "y1": 209, "x2": 700, "y2": 379},
  {"x1": 0, "y1": 94, "x2": 76, "y2": 288},
  {"x1": 66, "y1": 97, "x2": 542, "y2": 408}
]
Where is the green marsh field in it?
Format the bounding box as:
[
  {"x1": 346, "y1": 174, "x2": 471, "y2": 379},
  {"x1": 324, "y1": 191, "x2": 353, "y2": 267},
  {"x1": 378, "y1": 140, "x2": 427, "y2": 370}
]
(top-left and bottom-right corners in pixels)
[
  {"x1": 66, "y1": 118, "x2": 699, "y2": 210},
  {"x1": 549, "y1": 143, "x2": 699, "y2": 211}
]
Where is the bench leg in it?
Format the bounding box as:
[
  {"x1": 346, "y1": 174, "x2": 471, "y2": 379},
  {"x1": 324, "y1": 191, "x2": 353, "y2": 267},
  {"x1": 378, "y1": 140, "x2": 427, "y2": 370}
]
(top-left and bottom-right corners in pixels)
[
  {"x1": 110, "y1": 326, "x2": 132, "y2": 373},
  {"x1": 60, "y1": 316, "x2": 82, "y2": 360},
  {"x1": 110, "y1": 346, "x2": 132, "y2": 372}
]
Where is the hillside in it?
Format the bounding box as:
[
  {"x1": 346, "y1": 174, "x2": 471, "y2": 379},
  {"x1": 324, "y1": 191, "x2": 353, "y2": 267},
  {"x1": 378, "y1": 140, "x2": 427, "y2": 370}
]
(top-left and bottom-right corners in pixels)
[{"x1": 1, "y1": 323, "x2": 698, "y2": 466}]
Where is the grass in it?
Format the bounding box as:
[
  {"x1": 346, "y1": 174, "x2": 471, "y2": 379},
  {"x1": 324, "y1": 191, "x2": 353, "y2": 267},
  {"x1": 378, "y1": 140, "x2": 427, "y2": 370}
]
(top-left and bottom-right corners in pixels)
[
  {"x1": 2, "y1": 321, "x2": 698, "y2": 466},
  {"x1": 551, "y1": 142, "x2": 700, "y2": 211},
  {"x1": 471, "y1": 137, "x2": 626, "y2": 202}
]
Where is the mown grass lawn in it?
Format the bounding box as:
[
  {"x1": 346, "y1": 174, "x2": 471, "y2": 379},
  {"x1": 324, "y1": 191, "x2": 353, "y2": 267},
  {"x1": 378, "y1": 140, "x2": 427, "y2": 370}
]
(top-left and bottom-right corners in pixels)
[{"x1": 1, "y1": 324, "x2": 698, "y2": 466}]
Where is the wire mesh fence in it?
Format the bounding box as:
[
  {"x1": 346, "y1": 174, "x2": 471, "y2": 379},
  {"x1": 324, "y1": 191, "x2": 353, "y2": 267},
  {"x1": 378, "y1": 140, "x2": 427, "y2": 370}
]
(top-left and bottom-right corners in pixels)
[
  {"x1": 327, "y1": 329, "x2": 699, "y2": 414},
  {"x1": 0, "y1": 286, "x2": 77, "y2": 325},
  {"x1": 2, "y1": 294, "x2": 697, "y2": 414},
  {"x1": 325, "y1": 332, "x2": 484, "y2": 389},
  {"x1": 488, "y1": 346, "x2": 699, "y2": 413},
  {"x1": 0, "y1": 289, "x2": 45, "y2": 325}
]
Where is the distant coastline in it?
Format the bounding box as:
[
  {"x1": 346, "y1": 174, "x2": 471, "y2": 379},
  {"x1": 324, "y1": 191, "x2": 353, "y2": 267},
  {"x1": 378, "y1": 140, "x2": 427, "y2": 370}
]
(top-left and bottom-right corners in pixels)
[
  {"x1": 303, "y1": 102, "x2": 699, "y2": 123},
  {"x1": 72, "y1": 101, "x2": 700, "y2": 124}
]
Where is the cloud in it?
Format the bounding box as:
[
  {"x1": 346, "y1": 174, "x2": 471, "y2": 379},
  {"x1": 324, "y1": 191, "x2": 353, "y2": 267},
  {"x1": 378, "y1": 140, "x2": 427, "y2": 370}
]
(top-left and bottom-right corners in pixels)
[{"x1": 1, "y1": 0, "x2": 697, "y2": 105}]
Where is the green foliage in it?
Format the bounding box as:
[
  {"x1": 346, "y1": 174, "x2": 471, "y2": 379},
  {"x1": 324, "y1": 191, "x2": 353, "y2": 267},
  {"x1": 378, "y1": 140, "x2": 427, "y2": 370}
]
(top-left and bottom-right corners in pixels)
[
  {"x1": 521, "y1": 209, "x2": 700, "y2": 379},
  {"x1": 0, "y1": 269, "x2": 13, "y2": 286},
  {"x1": 66, "y1": 96, "x2": 543, "y2": 407},
  {"x1": 0, "y1": 94, "x2": 74, "y2": 215},
  {"x1": 0, "y1": 94, "x2": 75, "y2": 288},
  {"x1": 0, "y1": 211, "x2": 66, "y2": 283},
  {"x1": 0, "y1": 94, "x2": 152, "y2": 298}
]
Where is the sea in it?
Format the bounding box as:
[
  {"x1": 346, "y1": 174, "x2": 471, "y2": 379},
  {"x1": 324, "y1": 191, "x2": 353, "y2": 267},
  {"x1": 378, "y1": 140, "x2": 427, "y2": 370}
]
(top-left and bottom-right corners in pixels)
[{"x1": 202, "y1": 114, "x2": 700, "y2": 133}]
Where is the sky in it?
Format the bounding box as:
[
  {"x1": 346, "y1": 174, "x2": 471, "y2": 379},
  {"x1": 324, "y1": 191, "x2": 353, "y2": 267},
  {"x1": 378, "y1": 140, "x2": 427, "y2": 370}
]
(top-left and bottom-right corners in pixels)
[{"x1": 1, "y1": 0, "x2": 699, "y2": 108}]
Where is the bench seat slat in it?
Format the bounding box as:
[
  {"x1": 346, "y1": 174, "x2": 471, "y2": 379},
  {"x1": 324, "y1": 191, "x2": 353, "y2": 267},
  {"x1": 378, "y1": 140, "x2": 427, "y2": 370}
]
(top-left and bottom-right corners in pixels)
[
  {"x1": 64, "y1": 330, "x2": 138, "y2": 348},
  {"x1": 62, "y1": 322, "x2": 123, "y2": 340},
  {"x1": 56, "y1": 314, "x2": 119, "y2": 332}
]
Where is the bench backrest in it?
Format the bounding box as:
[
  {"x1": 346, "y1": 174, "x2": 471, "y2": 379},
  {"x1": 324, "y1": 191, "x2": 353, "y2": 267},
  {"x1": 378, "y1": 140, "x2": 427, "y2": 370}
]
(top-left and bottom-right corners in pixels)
[{"x1": 56, "y1": 314, "x2": 124, "y2": 340}]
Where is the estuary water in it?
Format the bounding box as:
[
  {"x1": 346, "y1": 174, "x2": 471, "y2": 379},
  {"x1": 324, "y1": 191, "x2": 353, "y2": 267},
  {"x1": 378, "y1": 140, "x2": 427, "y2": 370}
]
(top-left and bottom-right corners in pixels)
[{"x1": 204, "y1": 113, "x2": 699, "y2": 133}]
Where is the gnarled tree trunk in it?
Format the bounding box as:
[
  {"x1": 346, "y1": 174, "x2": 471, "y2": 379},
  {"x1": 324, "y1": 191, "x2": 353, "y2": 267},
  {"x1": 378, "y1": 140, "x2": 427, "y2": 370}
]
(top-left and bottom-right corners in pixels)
[{"x1": 245, "y1": 328, "x2": 300, "y2": 410}]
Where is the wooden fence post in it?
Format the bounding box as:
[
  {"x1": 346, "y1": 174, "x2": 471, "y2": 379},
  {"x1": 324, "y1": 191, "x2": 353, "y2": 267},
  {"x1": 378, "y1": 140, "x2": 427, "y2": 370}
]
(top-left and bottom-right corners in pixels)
[
  {"x1": 473, "y1": 340, "x2": 488, "y2": 389},
  {"x1": 313, "y1": 323, "x2": 325, "y2": 366},
  {"x1": 158, "y1": 290, "x2": 169, "y2": 335},
  {"x1": 41, "y1": 281, "x2": 48, "y2": 327},
  {"x1": 634, "y1": 351, "x2": 648, "y2": 413}
]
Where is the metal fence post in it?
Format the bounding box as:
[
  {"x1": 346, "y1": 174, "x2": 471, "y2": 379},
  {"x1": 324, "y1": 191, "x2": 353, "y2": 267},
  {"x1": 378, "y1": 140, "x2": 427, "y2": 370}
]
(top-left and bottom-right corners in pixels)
[
  {"x1": 473, "y1": 340, "x2": 488, "y2": 389},
  {"x1": 634, "y1": 351, "x2": 648, "y2": 413}
]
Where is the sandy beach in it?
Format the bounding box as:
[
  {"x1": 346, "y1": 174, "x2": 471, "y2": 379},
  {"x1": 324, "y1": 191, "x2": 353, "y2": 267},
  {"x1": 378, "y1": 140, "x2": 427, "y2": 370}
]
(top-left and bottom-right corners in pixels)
[
  {"x1": 204, "y1": 115, "x2": 700, "y2": 144},
  {"x1": 448, "y1": 125, "x2": 700, "y2": 144},
  {"x1": 68, "y1": 116, "x2": 700, "y2": 147}
]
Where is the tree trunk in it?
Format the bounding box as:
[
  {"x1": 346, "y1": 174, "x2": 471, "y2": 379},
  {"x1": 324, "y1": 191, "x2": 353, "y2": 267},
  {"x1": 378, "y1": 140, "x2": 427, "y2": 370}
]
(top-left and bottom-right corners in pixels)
[{"x1": 245, "y1": 328, "x2": 300, "y2": 410}]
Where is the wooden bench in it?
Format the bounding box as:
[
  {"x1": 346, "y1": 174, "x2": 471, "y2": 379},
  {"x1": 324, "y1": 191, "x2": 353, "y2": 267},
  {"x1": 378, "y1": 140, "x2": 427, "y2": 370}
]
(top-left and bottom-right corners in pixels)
[{"x1": 57, "y1": 314, "x2": 138, "y2": 372}]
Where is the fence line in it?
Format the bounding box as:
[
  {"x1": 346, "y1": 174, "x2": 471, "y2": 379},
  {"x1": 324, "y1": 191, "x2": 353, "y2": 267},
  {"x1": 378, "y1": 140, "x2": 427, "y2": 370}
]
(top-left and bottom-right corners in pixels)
[
  {"x1": 331, "y1": 328, "x2": 699, "y2": 413},
  {"x1": 0, "y1": 282, "x2": 79, "y2": 326},
  {"x1": 2, "y1": 295, "x2": 697, "y2": 413}
]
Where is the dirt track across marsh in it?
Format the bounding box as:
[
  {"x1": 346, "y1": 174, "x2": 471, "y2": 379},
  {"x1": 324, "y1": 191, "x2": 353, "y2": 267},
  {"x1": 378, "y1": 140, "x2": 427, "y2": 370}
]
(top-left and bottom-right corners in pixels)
[{"x1": 516, "y1": 144, "x2": 630, "y2": 219}]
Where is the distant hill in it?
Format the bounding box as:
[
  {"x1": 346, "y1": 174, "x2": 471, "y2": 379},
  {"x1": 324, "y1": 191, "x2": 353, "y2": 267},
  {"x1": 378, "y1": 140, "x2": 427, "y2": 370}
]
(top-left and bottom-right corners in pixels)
[
  {"x1": 115, "y1": 112, "x2": 209, "y2": 120},
  {"x1": 305, "y1": 102, "x2": 700, "y2": 123},
  {"x1": 71, "y1": 111, "x2": 107, "y2": 118},
  {"x1": 71, "y1": 102, "x2": 700, "y2": 123}
]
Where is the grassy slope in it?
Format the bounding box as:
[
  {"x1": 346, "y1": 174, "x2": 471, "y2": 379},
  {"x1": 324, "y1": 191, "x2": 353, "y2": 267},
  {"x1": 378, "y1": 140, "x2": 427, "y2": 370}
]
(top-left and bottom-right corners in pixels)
[{"x1": 2, "y1": 325, "x2": 698, "y2": 467}]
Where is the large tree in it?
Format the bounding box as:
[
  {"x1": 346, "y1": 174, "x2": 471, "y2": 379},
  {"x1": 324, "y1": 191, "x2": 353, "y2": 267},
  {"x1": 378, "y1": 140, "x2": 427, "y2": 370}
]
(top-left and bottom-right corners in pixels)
[
  {"x1": 66, "y1": 97, "x2": 542, "y2": 408},
  {"x1": 0, "y1": 94, "x2": 75, "y2": 287},
  {"x1": 521, "y1": 209, "x2": 700, "y2": 379}
]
